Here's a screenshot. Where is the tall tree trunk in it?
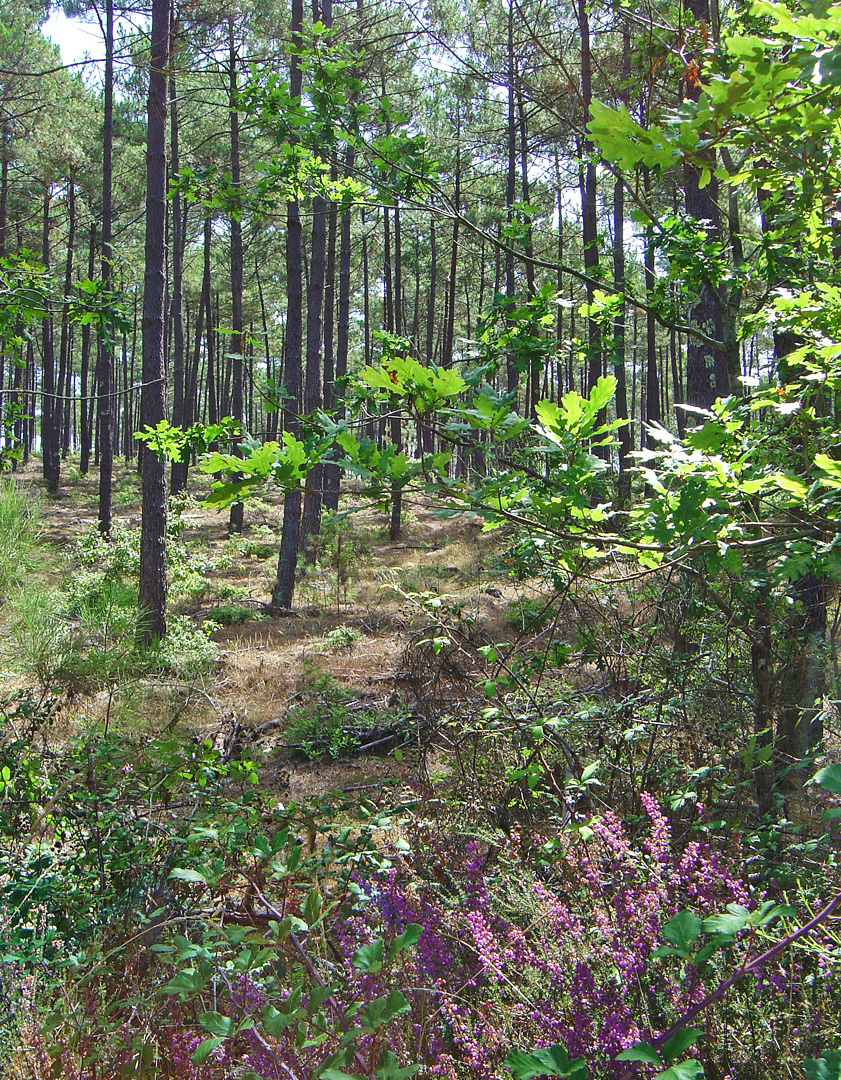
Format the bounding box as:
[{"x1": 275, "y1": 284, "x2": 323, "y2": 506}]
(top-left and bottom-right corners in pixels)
[
  {"x1": 272, "y1": 0, "x2": 305, "y2": 611},
  {"x1": 683, "y1": 0, "x2": 727, "y2": 408},
  {"x1": 58, "y1": 174, "x2": 75, "y2": 463},
  {"x1": 443, "y1": 146, "x2": 459, "y2": 367},
  {"x1": 178, "y1": 221, "x2": 210, "y2": 488},
  {"x1": 300, "y1": 0, "x2": 331, "y2": 561},
  {"x1": 41, "y1": 185, "x2": 59, "y2": 494},
  {"x1": 324, "y1": 142, "x2": 354, "y2": 513},
  {"x1": 505, "y1": 2, "x2": 518, "y2": 397},
  {"x1": 643, "y1": 167, "x2": 660, "y2": 443},
  {"x1": 389, "y1": 200, "x2": 404, "y2": 539},
  {"x1": 0, "y1": 125, "x2": 8, "y2": 259},
  {"x1": 578, "y1": 0, "x2": 601, "y2": 406},
  {"x1": 169, "y1": 21, "x2": 187, "y2": 496},
  {"x1": 323, "y1": 154, "x2": 337, "y2": 416},
  {"x1": 611, "y1": 162, "x2": 631, "y2": 488},
  {"x1": 515, "y1": 86, "x2": 539, "y2": 416},
  {"x1": 0, "y1": 128, "x2": 8, "y2": 438},
  {"x1": 98, "y1": 0, "x2": 115, "y2": 535},
  {"x1": 138, "y1": 0, "x2": 170, "y2": 644},
  {"x1": 300, "y1": 174, "x2": 328, "y2": 560},
  {"x1": 421, "y1": 217, "x2": 436, "y2": 454},
  {"x1": 555, "y1": 151, "x2": 564, "y2": 399},
  {"x1": 228, "y1": 17, "x2": 246, "y2": 533}
]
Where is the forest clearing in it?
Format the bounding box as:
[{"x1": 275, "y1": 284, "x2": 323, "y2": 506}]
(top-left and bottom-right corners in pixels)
[{"x1": 3, "y1": 0, "x2": 841, "y2": 1076}]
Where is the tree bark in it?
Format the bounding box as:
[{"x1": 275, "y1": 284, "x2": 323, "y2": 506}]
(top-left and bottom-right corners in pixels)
[
  {"x1": 169, "y1": 20, "x2": 187, "y2": 496},
  {"x1": 58, "y1": 175, "x2": 75, "y2": 463},
  {"x1": 40, "y1": 185, "x2": 59, "y2": 494},
  {"x1": 98, "y1": 0, "x2": 115, "y2": 535},
  {"x1": 324, "y1": 143, "x2": 355, "y2": 512},
  {"x1": 228, "y1": 17, "x2": 246, "y2": 533},
  {"x1": 138, "y1": 0, "x2": 170, "y2": 644},
  {"x1": 80, "y1": 223, "x2": 96, "y2": 474},
  {"x1": 272, "y1": 0, "x2": 305, "y2": 611},
  {"x1": 643, "y1": 168, "x2": 660, "y2": 444},
  {"x1": 505, "y1": 2, "x2": 517, "y2": 397},
  {"x1": 683, "y1": 0, "x2": 727, "y2": 408}
]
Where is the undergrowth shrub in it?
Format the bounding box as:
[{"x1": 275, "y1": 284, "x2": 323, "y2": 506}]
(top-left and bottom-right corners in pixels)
[
  {"x1": 6, "y1": 522, "x2": 220, "y2": 692},
  {"x1": 503, "y1": 595, "x2": 551, "y2": 632},
  {"x1": 6, "y1": 750, "x2": 838, "y2": 1080},
  {"x1": 282, "y1": 670, "x2": 403, "y2": 760},
  {"x1": 0, "y1": 479, "x2": 42, "y2": 600}
]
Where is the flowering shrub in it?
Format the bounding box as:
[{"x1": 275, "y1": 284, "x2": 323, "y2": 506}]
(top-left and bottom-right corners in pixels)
[
  {"x1": 344, "y1": 797, "x2": 754, "y2": 1078},
  {"x1": 5, "y1": 726, "x2": 839, "y2": 1080}
]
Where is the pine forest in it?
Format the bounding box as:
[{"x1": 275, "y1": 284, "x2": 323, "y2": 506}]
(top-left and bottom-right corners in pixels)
[{"x1": 1, "y1": 0, "x2": 841, "y2": 1076}]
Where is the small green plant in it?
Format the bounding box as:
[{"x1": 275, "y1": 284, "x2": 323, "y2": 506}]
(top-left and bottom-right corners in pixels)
[
  {"x1": 323, "y1": 624, "x2": 360, "y2": 651},
  {"x1": 8, "y1": 586, "x2": 73, "y2": 686},
  {"x1": 0, "y1": 479, "x2": 42, "y2": 600},
  {"x1": 284, "y1": 670, "x2": 359, "y2": 759},
  {"x1": 209, "y1": 602, "x2": 251, "y2": 626},
  {"x1": 504, "y1": 596, "x2": 550, "y2": 632},
  {"x1": 113, "y1": 488, "x2": 138, "y2": 508},
  {"x1": 149, "y1": 614, "x2": 219, "y2": 676}
]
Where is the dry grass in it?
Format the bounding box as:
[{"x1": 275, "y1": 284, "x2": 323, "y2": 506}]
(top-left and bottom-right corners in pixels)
[{"x1": 1, "y1": 458, "x2": 563, "y2": 804}]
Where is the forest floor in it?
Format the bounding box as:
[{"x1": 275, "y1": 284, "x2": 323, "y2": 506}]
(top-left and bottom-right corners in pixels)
[{"x1": 3, "y1": 458, "x2": 556, "y2": 809}]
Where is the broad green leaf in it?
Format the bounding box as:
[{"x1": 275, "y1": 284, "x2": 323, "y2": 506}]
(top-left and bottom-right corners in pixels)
[
  {"x1": 360, "y1": 990, "x2": 411, "y2": 1032},
  {"x1": 304, "y1": 887, "x2": 323, "y2": 927},
  {"x1": 504, "y1": 1044, "x2": 588, "y2": 1079},
  {"x1": 197, "y1": 1011, "x2": 233, "y2": 1038},
  {"x1": 261, "y1": 1004, "x2": 297, "y2": 1037},
  {"x1": 662, "y1": 1029, "x2": 702, "y2": 1065},
  {"x1": 810, "y1": 765, "x2": 841, "y2": 795},
  {"x1": 192, "y1": 1037, "x2": 226, "y2": 1065},
  {"x1": 168, "y1": 867, "x2": 208, "y2": 884},
  {"x1": 662, "y1": 910, "x2": 703, "y2": 951},
  {"x1": 353, "y1": 938, "x2": 385, "y2": 973},
  {"x1": 805, "y1": 1050, "x2": 841, "y2": 1080},
  {"x1": 386, "y1": 923, "x2": 424, "y2": 963},
  {"x1": 616, "y1": 1043, "x2": 662, "y2": 1066},
  {"x1": 815, "y1": 454, "x2": 841, "y2": 477},
  {"x1": 769, "y1": 473, "x2": 809, "y2": 499},
  {"x1": 654, "y1": 1062, "x2": 703, "y2": 1080}
]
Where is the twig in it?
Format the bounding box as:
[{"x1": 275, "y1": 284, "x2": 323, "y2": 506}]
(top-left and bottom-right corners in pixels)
[{"x1": 618, "y1": 891, "x2": 841, "y2": 1079}]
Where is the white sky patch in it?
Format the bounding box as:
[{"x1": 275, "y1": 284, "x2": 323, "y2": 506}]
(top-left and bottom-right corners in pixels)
[{"x1": 42, "y1": 10, "x2": 105, "y2": 67}]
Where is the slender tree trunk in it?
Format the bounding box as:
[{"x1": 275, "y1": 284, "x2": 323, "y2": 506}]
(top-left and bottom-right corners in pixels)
[
  {"x1": 578, "y1": 0, "x2": 601, "y2": 409},
  {"x1": 505, "y1": 2, "x2": 518, "y2": 397},
  {"x1": 323, "y1": 154, "x2": 337, "y2": 417},
  {"x1": 643, "y1": 167, "x2": 660, "y2": 444},
  {"x1": 41, "y1": 185, "x2": 59, "y2": 494},
  {"x1": 610, "y1": 29, "x2": 632, "y2": 498},
  {"x1": 169, "y1": 23, "x2": 187, "y2": 496},
  {"x1": 300, "y1": 0, "x2": 332, "y2": 559},
  {"x1": 228, "y1": 18, "x2": 246, "y2": 533},
  {"x1": 138, "y1": 0, "x2": 170, "y2": 643},
  {"x1": 58, "y1": 174, "x2": 75, "y2": 463},
  {"x1": 98, "y1": 0, "x2": 115, "y2": 535},
  {"x1": 515, "y1": 87, "x2": 540, "y2": 416},
  {"x1": 300, "y1": 174, "x2": 328, "y2": 559},
  {"x1": 555, "y1": 151, "x2": 564, "y2": 399},
  {"x1": 389, "y1": 200, "x2": 404, "y2": 539},
  {"x1": 0, "y1": 125, "x2": 8, "y2": 259},
  {"x1": 683, "y1": 0, "x2": 727, "y2": 407},
  {"x1": 272, "y1": 0, "x2": 305, "y2": 611},
  {"x1": 443, "y1": 143, "x2": 459, "y2": 367},
  {"x1": 421, "y1": 218, "x2": 436, "y2": 454},
  {"x1": 324, "y1": 143, "x2": 354, "y2": 512}
]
